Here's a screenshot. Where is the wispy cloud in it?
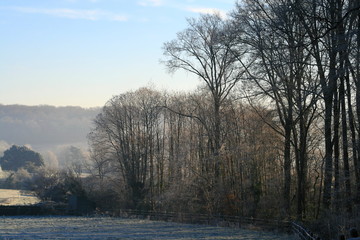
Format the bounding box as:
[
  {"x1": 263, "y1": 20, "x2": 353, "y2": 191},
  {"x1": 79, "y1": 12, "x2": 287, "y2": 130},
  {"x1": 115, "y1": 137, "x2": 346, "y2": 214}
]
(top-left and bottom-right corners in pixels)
[
  {"x1": 10, "y1": 7, "x2": 127, "y2": 21},
  {"x1": 65, "y1": 0, "x2": 99, "y2": 3},
  {"x1": 186, "y1": 7, "x2": 227, "y2": 18},
  {"x1": 138, "y1": 0, "x2": 163, "y2": 7}
]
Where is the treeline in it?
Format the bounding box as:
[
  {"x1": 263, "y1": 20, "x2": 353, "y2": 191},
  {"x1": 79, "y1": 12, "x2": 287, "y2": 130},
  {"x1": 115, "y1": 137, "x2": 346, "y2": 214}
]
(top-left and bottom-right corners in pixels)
[
  {"x1": 87, "y1": 88, "x2": 281, "y2": 216},
  {"x1": 85, "y1": 0, "x2": 360, "y2": 238}
]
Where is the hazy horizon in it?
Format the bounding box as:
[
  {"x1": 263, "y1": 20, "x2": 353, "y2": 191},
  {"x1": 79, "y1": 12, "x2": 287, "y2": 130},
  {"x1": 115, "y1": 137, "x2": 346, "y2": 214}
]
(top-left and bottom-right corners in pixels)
[{"x1": 0, "y1": 104, "x2": 100, "y2": 167}]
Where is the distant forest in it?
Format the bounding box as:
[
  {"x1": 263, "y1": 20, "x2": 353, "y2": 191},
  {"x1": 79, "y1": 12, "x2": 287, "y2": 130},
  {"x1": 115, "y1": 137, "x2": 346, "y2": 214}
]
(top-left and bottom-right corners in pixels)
[
  {"x1": 0, "y1": 104, "x2": 99, "y2": 147},
  {"x1": 0, "y1": 104, "x2": 99, "y2": 166}
]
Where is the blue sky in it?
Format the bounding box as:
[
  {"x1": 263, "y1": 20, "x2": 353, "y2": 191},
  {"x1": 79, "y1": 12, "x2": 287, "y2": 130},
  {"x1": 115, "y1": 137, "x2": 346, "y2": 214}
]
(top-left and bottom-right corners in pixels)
[{"x1": 0, "y1": 0, "x2": 235, "y2": 107}]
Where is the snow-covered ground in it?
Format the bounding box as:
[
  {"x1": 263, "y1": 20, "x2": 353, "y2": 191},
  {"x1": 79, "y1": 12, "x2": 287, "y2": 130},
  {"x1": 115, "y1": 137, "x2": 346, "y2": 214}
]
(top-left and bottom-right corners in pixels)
[
  {"x1": 0, "y1": 189, "x2": 40, "y2": 206},
  {"x1": 0, "y1": 216, "x2": 297, "y2": 239}
]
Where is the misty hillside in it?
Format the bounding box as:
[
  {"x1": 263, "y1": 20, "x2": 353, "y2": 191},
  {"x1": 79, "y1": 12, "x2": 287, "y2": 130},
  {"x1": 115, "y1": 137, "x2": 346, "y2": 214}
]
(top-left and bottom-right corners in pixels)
[{"x1": 0, "y1": 104, "x2": 100, "y2": 152}]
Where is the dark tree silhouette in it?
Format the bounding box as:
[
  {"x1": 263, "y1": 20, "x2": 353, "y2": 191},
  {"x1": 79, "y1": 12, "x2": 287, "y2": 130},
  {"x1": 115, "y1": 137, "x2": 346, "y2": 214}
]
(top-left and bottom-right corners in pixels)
[{"x1": 0, "y1": 145, "x2": 44, "y2": 172}]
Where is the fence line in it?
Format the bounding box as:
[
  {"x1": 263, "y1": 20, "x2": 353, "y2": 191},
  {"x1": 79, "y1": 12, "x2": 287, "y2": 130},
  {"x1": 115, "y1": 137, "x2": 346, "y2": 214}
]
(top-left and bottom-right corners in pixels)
[
  {"x1": 292, "y1": 222, "x2": 319, "y2": 240},
  {"x1": 119, "y1": 209, "x2": 286, "y2": 229},
  {"x1": 118, "y1": 209, "x2": 322, "y2": 237},
  {"x1": 0, "y1": 206, "x2": 319, "y2": 239}
]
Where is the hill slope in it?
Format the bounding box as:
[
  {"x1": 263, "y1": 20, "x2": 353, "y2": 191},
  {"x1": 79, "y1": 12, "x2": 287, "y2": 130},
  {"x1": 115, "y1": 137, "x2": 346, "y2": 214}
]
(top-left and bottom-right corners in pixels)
[
  {"x1": 0, "y1": 104, "x2": 100, "y2": 149},
  {"x1": 0, "y1": 104, "x2": 100, "y2": 166}
]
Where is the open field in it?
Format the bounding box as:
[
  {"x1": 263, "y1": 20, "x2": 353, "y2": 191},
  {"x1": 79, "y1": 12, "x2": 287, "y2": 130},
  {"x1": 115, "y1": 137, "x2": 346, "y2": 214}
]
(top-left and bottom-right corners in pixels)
[
  {"x1": 0, "y1": 190, "x2": 298, "y2": 239},
  {"x1": 0, "y1": 216, "x2": 297, "y2": 240},
  {"x1": 0, "y1": 189, "x2": 40, "y2": 206}
]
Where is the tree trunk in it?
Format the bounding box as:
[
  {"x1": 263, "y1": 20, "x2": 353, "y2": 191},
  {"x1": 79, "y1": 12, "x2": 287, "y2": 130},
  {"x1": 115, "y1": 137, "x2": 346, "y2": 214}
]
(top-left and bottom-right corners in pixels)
[
  {"x1": 340, "y1": 76, "x2": 352, "y2": 213},
  {"x1": 284, "y1": 113, "x2": 292, "y2": 217},
  {"x1": 322, "y1": 93, "x2": 334, "y2": 210},
  {"x1": 213, "y1": 96, "x2": 221, "y2": 178},
  {"x1": 333, "y1": 86, "x2": 340, "y2": 212},
  {"x1": 355, "y1": 6, "x2": 360, "y2": 205}
]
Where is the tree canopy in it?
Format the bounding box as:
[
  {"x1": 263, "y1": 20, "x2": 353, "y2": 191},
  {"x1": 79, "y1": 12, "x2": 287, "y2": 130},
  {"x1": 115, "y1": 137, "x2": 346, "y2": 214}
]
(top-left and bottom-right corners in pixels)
[{"x1": 0, "y1": 145, "x2": 44, "y2": 172}]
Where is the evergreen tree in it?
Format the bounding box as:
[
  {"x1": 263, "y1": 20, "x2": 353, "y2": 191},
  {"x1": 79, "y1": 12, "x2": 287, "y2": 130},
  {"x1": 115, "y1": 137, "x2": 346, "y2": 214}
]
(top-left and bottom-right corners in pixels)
[{"x1": 0, "y1": 145, "x2": 44, "y2": 172}]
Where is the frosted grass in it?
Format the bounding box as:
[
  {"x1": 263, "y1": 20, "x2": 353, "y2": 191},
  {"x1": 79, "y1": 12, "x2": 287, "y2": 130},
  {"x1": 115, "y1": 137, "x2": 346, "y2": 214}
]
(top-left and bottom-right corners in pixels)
[
  {"x1": 0, "y1": 216, "x2": 297, "y2": 239},
  {"x1": 0, "y1": 189, "x2": 40, "y2": 206}
]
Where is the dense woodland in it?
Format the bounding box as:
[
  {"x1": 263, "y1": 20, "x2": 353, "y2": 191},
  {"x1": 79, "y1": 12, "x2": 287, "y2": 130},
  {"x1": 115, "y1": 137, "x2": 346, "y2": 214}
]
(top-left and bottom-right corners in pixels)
[{"x1": 85, "y1": 0, "x2": 360, "y2": 237}]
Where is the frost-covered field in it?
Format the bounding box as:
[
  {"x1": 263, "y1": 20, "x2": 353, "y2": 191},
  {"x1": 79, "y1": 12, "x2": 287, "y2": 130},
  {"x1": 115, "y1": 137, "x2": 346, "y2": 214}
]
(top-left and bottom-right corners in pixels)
[
  {"x1": 0, "y1": 216, "x2": 297, "y2": 240},
  {"x1": 0, "y1": 189, "x2": 40, "y2": 206}
]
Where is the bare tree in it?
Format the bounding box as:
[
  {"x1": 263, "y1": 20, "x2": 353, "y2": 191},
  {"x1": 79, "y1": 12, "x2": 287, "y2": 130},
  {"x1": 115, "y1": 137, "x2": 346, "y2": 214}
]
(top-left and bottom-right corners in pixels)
[
  {"x1": 88, "y1": 88, "x2": 163, "y2": 209},
  {"x1": 292, "y1": 0, "x2": 360, "y2": 214},
  {"x1": 162, "y1": 13, "x2": 244, "y2": 177},
  {"x1": 232, "y1": 0, "x2": 320, "y2": 218}
]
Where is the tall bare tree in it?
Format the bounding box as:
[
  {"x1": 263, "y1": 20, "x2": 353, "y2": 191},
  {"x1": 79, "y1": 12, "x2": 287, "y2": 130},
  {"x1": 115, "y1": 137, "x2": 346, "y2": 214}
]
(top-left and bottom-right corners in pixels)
[
  {"x1": 293, "y1": 0, "x2": 360, "y2": 213},
  {"x1": 88, "y1": 88, "x2": 163, "y2": 209},
  {"x1": 162, "y1": 13, "x2": 244, "y2": 177},
  {"x1": 232, "y1": 0, "x2": 320, "y2": 218}
]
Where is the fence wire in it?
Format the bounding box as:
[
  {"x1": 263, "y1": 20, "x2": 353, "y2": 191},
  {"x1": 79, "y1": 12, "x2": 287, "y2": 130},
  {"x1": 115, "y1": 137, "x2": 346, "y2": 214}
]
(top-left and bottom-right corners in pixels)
[{"x1": 118, "y1": 209, "x2": 320, "y2": 239}]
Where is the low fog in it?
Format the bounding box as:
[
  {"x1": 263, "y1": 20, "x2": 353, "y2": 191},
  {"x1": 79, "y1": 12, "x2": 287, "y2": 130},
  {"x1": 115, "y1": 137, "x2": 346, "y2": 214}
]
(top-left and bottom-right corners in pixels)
[{"x1": 0, "y1": 104, "x2": 100, "y2": 168}]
